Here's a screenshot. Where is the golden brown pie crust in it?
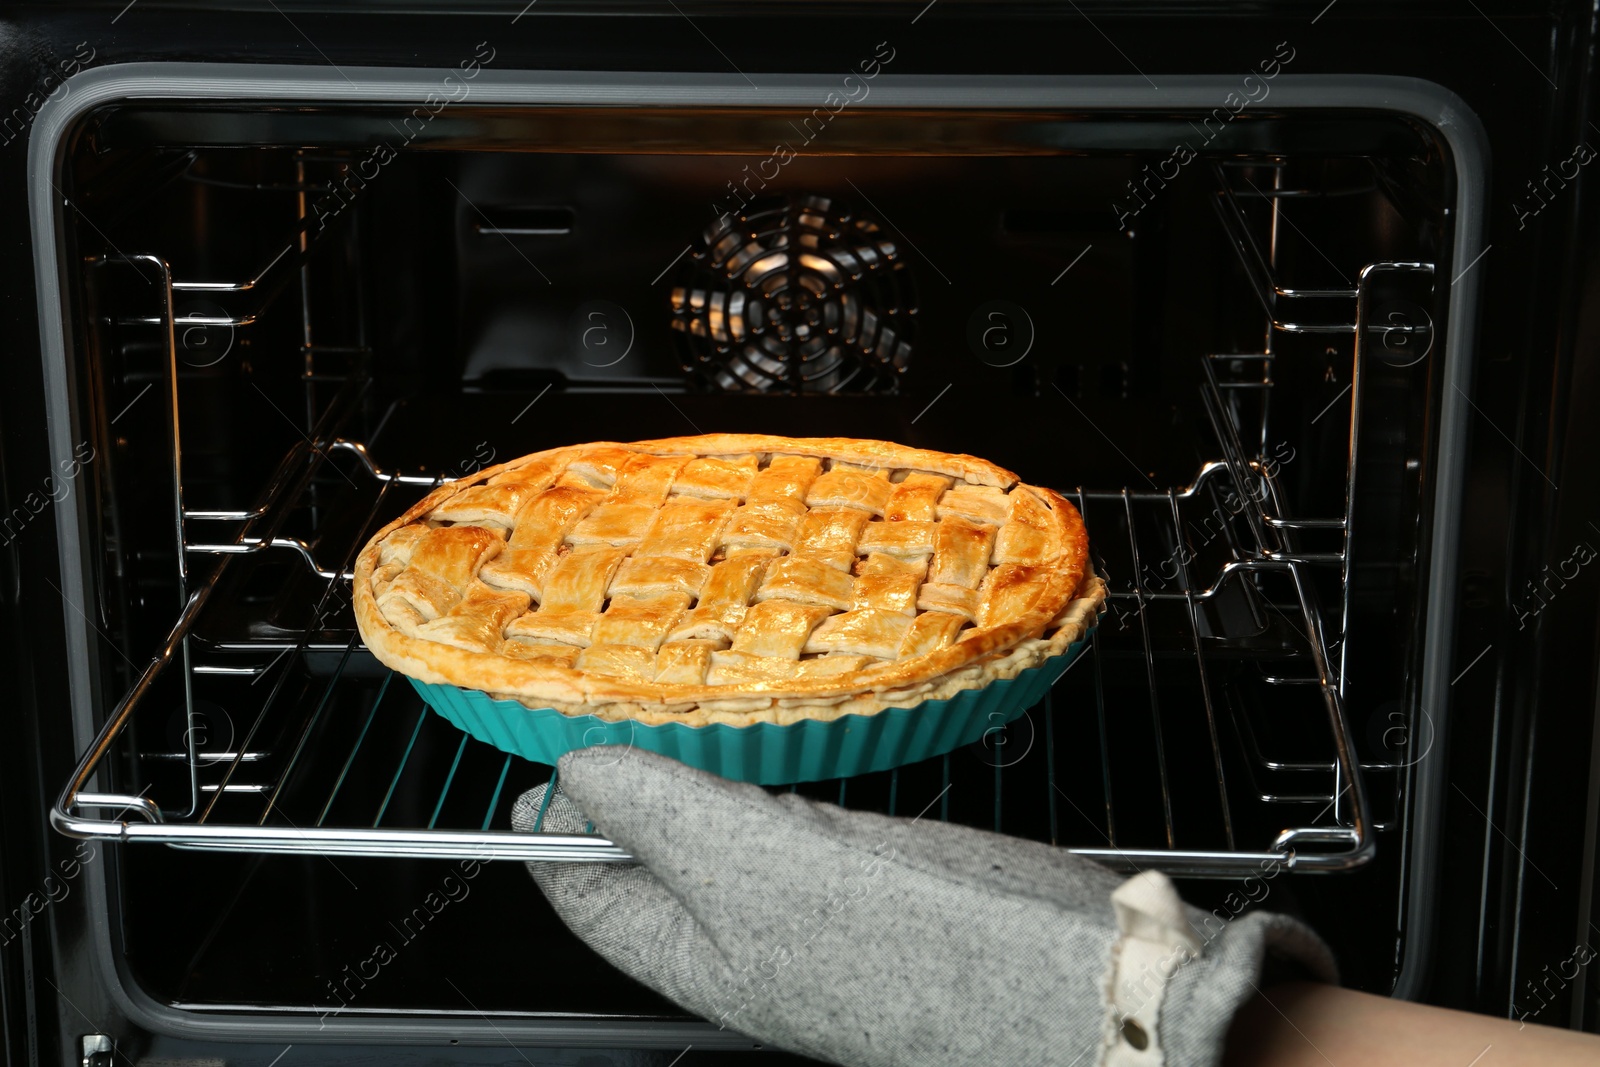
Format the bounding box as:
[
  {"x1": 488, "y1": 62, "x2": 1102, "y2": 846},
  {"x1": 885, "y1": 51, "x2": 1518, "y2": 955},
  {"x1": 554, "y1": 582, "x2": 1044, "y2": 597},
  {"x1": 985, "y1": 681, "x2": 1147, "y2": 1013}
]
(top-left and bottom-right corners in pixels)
[{"x1": 353, "y1": 434, "x2": 1105, "y2": 726}]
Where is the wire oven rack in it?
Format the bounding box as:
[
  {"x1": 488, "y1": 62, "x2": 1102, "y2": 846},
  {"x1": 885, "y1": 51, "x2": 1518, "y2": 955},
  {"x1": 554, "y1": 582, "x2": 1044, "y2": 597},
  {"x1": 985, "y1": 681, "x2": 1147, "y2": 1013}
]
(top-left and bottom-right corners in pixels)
[
  {"x1": 52, "y1": 161, "x2": 1428, "y2": 877},
  {"x1": 50, "y1": 391, "x2": 1386, "y2": 873}
]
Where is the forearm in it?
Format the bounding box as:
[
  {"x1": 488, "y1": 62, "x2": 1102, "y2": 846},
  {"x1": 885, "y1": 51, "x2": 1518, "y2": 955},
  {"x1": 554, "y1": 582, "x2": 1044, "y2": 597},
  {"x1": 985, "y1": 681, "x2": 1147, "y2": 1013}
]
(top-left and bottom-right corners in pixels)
[{"x1": 1224, "y1": 981, "x2": 1600, "y2": 1067}]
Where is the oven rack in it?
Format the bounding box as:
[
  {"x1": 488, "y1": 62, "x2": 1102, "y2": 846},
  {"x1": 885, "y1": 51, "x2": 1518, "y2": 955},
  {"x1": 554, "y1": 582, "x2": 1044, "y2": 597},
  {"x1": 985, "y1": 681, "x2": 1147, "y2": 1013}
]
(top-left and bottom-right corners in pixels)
[
  {"x1": 52, "y1": 400, "x2": 1378, "y2": 875},
  {"x1": 53, "y1": 159, "x2": 1422, "y2": 876},
  {"x1": 1212, "y1": 160, "x2": 1435, "y2": 340},
  {"x1": 105, "y1": 153, "x2": 367, "y2": 330}
]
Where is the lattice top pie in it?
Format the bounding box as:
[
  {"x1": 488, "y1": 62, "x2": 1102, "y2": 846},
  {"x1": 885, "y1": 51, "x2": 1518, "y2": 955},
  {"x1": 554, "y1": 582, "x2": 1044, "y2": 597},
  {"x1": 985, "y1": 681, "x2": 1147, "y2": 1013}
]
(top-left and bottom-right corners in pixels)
[{"x1": 354, "y1": 435, "x2": 1105, "y2": 726}]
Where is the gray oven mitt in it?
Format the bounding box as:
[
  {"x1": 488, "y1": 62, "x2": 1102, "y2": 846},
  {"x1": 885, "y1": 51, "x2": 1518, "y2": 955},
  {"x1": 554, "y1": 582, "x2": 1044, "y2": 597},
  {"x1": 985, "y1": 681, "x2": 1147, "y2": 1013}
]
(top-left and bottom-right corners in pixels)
[{"x1": 512, "y1": 748, "x2": 1336, "y2": 1067}]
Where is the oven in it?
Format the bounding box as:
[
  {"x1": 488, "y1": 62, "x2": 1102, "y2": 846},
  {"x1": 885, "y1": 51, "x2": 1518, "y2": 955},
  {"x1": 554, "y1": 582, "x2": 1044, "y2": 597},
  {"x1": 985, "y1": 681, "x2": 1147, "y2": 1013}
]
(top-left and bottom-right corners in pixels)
[{"x1": 2, "y1": 3, "x2": 1597, "y2": 1065}]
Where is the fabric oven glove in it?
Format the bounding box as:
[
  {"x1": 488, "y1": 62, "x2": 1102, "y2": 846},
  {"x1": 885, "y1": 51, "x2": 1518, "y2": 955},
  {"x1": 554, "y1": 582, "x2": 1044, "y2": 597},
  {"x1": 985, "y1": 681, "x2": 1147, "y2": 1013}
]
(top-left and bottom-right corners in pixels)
[{"x1": 512, "y1": 747, "x2": 1337, "y2": 1067}]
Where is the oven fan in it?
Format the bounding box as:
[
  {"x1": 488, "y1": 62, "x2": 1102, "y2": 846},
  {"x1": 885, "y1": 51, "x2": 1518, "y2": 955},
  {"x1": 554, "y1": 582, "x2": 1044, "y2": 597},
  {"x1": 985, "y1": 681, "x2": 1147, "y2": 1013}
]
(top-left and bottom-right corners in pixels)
[{"x1": 669, "y1": 194, "x2": 916, "y2": 393}]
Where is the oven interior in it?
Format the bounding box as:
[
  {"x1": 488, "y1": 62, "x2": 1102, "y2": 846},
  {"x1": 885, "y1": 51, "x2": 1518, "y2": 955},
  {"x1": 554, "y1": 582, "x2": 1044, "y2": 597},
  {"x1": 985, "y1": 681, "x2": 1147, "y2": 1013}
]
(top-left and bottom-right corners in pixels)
[{"x1": 52, "y1": 101, "x2": 1450, "y2": 1027}]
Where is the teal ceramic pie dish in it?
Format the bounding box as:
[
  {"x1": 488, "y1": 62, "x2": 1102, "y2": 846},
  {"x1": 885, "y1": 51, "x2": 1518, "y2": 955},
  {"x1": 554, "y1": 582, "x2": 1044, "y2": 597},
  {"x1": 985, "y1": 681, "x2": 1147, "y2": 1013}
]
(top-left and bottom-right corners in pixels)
[{"x1": 408, "y1": 624, "x2": 1093, "y2": 785}]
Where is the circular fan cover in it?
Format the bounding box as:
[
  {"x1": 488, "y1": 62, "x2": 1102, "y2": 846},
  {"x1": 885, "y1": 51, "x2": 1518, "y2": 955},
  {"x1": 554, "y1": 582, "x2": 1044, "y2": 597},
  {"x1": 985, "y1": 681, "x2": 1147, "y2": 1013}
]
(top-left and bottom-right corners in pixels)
[{"x1": 670, "y1": 195, "x2": 917, "y2": 393}]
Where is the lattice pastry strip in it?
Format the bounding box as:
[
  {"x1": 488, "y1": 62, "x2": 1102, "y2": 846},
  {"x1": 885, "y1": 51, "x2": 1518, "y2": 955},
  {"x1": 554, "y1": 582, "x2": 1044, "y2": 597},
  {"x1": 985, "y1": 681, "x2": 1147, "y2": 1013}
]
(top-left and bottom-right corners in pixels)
[
  {"x1": 607, "y1": 454, "x2": 691, "y2": 504},
  {"x1": 792, "y1": 506, "x2": 873, "y2": 572},
  {"x1": 428, "y1": 477, "x2": 546, "y2": 530},
  {"x1": 730, "y1": 600, "x2": 835, "y2": 659},
  {"x1": 805, "y1": 609, "x2": 913, "y2": 659},
  {"x1": 635, "y1": 498, "x2": 737, "y2": 562},
  {"x1": 592, "y1": 592, "x2": 692, "y2": 650},
  {"x1": 745, "y1": 454, "x2": 822, "y2": 503},
  {"x1": 806, "y1": 465, "x2": 894, "y2": 515},
  {"x1": 669, "y1": 549, "x2": 777, "y2": 642},
  {"x1": 853, "y1": 552, "x2": 926, "y2": 616},
  {"x1": 916, "y1": 582, "x2": 981, "y2": 622},
  {"x1": 655, "y1": 639, "x2": 721, "y2": 684},
  {"x1": 938, "y1": 484, "x2": 1011, "y2": 525},
  {"x1": 755, "y1": 556, "x2": 856, "y2": 611},
  {"x1": 609, "y1": 556, "x2": 711, "y2": 600},
  {"x1": 501, "y1": 640, "x2": 581, "y2": 667},
  {"x1": 992, "y1": 486, "x2": 1059, "y2": 565},
  {"x1": 375, "y1": 526, "x2": 504, "y2": 628},
  {"x1": 721, "y1": 499, "x2": 807, "y2": 553},
  {"x1": 672, "y1": 455, "x2": 759, "y2": 500},
  {"x1": 568, "y1": 503, "x2": 659, "y2": 547},
  {"x1": 898, "y1": 610, "x2": 967, "y2": 657},
  {"x1": 502, "y1": 545, "x2": 627, "y2": 647},
  {"x1": 563, "y1": 446, "x2": 651, "y2": 488},
  {"x1": 929, "y1": 516, "x2": 998, "y2": 588},
  {"x1": 354, "y1": 435, "x2": 1102, "y2": 724},
  {"x1": 413, "y1": 583, "x2": 531, "y2": 653},
  {"x1": 858, "y1": 519, "x2": 937, "y2": 559},
  {"x1": 884, "y1": 472, "x2": 953, "y2": 521},
  {"x1": 479, "y1": 484, "x2": 604, "y2": 597}
]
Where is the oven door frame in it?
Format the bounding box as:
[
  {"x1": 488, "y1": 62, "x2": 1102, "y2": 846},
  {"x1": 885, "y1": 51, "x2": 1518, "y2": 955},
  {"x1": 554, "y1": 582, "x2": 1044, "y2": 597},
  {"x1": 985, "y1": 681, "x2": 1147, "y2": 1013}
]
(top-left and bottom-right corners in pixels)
[{"x1": 29, "y1": 63, "x2": 1486, "y2": 1045}]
